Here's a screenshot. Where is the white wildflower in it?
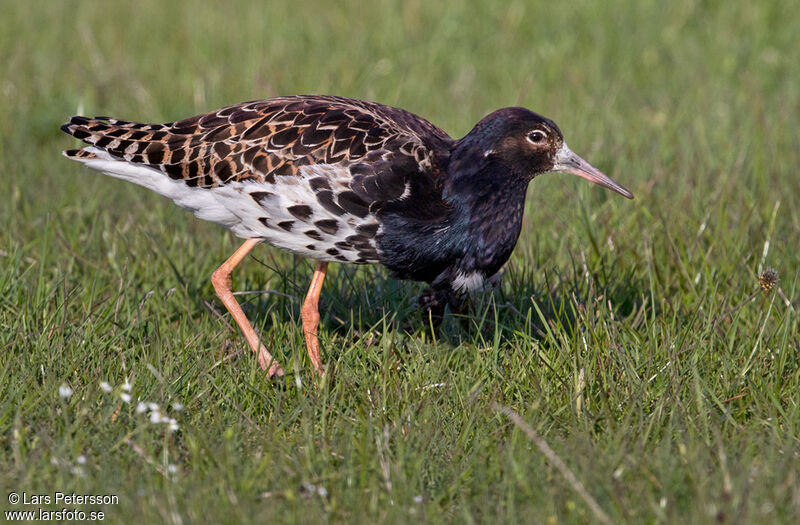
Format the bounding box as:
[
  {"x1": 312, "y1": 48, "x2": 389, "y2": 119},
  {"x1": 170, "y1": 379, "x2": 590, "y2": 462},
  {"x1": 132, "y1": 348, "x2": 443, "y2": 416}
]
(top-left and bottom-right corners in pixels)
[
  {"x1": 167, "y1": 464, "x2": 178, "y2": 474},
  {"x1": 149, "y1": 411, "x2": 162, "y2": 424},
  {"x1": 167, "y1": 419, "x2": 179, "y2": 432},
  {"x1": 136, "y1": 402, "x2": 148, "y2": 414},
  {"x1": 76, "y1": 455, "x2": 87, "y2": 465},
  {"x1": 120, "y1": 393, "x2": 132, "y2": 403},
  {"x1": 172, "y1": 402, "x2": 183, "y2": 412},
  {"x1": 122, "y1": 379, "x2": 132, "y2": 392},
  {"x1": 59, "y1": 384, "x2": 73, "y2": 398},
  {"x1": 99, "y1": 381, "x2": 113, "y2": 393},
  {"x1": 147, "y1": 402, "x2": 159, "y2": 412}
]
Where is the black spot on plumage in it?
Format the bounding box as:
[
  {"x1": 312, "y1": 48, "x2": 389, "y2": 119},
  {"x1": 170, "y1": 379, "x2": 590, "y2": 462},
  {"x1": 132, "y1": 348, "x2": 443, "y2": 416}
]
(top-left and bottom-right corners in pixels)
[
  {"x1": 213, "y1": 142, "x2": 231, "y2": 158},
  {"x1": 202, "y1": 174, "x2": 214, "y2": 187},
  {"x1": 276, "y1": 102, "x2": 299, "y2": 114},
  {"x1": 130, "y1": 154, "x2": 144, "y2": 164},
  {"x1": 345, "y1": 234, "x2": 371, "y2": 246},
  {"x1": 314, "y1": 219, "x2": 339, "y2": 235},
  {"x1": 304, "y1": 229, "x2": 323, "y2": 240},
  {"x1": 214, "y1": 161, "x2": 233, "y2": 182},
  {"x1": 326, "y1": 248, "x2": 340, "y2": 257},
  {"x1": 230, "y1": 154, "x2": 244, "y2": 173},
  {"x1": 349, "y1": 140, "x2": 367, "y2": 158},
  {"x1": 334, "y1": 241, "x2": 354, "y2": 251},
  {"x1": 364, "y1": 126, "x2": 385, "y2": 146},
  {"x1": 170, "y1": 148, "x2": 185, "y2": 163},
  {"x1": 128, "y1": 131, "x2": 148, "y2": 140},
  {"x1": 288, "y1": 205, "x2": 313, "y2": 221},
  {"x1": 187, "y1": 160, "x2": 199, "y2": 179},
  {"x1": 150, "y1": 131, "x2": 167, "y2": 141},
  {"x1": 291, "y1": 140, "x2": 316, "y2": 156},
  {"x1": 309, "y1": 177, "x2": 331, "y2": 191},
  {"x1": 145, "y1": 142, "x2": 165, "y2": 165},
  {"x1": 316, "y1": 190, "x2": 346, "y2": 216},
  {"x1": 174, "y1": 114, "x2": 202, "y2": 128},
  {"x1": 107, "y1": 128, "x2": 128, "y2": 138},
  {"x1": 186, "y1": 176, "x2": 199, "y2": 187},
  {"x1": 306, "y1": 244, "x2": 316, "y2": 251},
  {"x1": 250, "y1": 191, "x2": 274, "y2": 206},
  {"x1": 70, "y1": 116, "x2": 90, "y2": 126},
  {"x1": 242, "y1": 147, "x2": 258, "y2": 165},
  {"x1": 329, "y1": 139, "x2": 351, "y2": 161},
  {"x1": 70, "y1": 128, "x2": 90, "y2": 140},
  {"x1": 333, "y1": 125, "x2": 359, "y2": 141},
  {"x1": 300, "y1": 125, "x2": 329, "y2": 147},
  {"x1": 349, "y1": 115, "x2": 374, "y2": 131},
  {"x1": 337, "y1": 191, "x2": 369, "y2": 217},
  {"x1": 229, "y1": 110, "x2": 260, "y2": 123},
  {"x1": 319, "y1": 108, "x2": 347, "y2": 124},
  {"x1": 269, "y1": 126, "x2": 299, "y2": 149},
  {"x1": 164, "y1": 164, "x2": 183, "y2": 179},
  {"x1": 293, "y1": 112, "x2": 320, "y2": 126},
  {"x1": 303, "y1": 102, "x2": 328, "y2": 115},
  {"x1": 95, "y1": 136, "x2": 113, "y2": 147},
  {"x1": 278, "y1": 220, "x2": 294, "y2": 231},
  {"x1": 88, "y1": 123, "x2": 110, "y2": 132},
  {"x1": 252, "y1": 154, "x2": 270, "y2": 175},
  {"x1": 358, "y1": 248, "x2": 378, "y2": 260},
  {"x1": 171, "y1": 126, "x2": 196, "y2": 135},
  {"x1": 189, "y1": 134, "x2": 205, "y2": 148},
  {"x1": 258, "y1": 217, "x2": 270, "y2": 228},
  {"x1": 356, "y1": 223, "x2": 379, "y2": 236},
  {"x1": 205, "y1": 126, "x2": 233, "y2": 142},
  {"x1": 198, "y1": 114, "x2": 228, "y2": 128},
  {"x1": 242, "y1": 117, "x2": 272, "y2": 140},
  {"x1": 335, "y1": 254, "x2": 349, "y2": 262}
]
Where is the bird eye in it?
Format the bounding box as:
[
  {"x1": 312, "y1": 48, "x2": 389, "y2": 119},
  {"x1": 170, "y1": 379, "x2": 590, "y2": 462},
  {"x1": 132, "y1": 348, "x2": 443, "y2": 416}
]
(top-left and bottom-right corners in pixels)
[{"x1": 527, "y1": 130, "x2": 547, "y2": 145}]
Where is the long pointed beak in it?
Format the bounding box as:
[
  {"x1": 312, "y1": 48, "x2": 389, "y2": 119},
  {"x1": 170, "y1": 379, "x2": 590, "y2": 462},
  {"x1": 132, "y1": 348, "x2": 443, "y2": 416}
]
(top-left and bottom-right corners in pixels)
[{"x1": 553, "y1": 144, "x2": 634, "y2": 199}]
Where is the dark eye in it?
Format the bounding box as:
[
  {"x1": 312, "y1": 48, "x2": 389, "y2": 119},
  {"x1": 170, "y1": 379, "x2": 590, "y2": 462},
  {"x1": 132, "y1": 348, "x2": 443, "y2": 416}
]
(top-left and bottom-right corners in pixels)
[{"x1": 527, "y1": 130, "x2": 547, "y2": 144}]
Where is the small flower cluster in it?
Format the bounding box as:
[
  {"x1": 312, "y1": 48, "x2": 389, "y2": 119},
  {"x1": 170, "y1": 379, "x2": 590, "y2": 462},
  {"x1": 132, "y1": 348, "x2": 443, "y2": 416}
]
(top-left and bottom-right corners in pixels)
[
  {"x1": 50, "y1": 454, "x2": 88, "y2": 477},
  {"x1": 136, "y1": 401, "x2": 179, "y2": 432},
  {"x1": 98, "y1": 378, "x2": 182, "y2": 432}
]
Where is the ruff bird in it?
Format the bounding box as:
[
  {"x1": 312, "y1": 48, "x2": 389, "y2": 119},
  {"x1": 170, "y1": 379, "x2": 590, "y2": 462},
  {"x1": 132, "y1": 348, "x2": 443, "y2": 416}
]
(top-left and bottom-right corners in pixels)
[{"x1": 62, "y1": 95, "x2": 633, "y2": 377}]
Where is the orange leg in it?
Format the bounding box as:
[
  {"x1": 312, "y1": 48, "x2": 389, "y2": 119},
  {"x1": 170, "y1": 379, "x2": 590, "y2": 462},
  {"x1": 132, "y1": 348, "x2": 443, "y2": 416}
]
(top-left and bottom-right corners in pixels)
[
  {"x1": 300, "y1": 261, "x2": 328, "y2": 375},
  {"x1": 211, "y1": 238, "x2": 284, "y2": 377}
]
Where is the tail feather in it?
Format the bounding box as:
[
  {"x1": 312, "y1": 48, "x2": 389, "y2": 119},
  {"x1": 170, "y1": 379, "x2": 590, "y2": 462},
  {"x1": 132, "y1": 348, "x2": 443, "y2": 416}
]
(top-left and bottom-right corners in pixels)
[
  {"x1": 61, "y1": 115, "x2": 176, "y2": 165},
  {"x1": 62, "y1": 148, "x2": 100, "y2": 160}
]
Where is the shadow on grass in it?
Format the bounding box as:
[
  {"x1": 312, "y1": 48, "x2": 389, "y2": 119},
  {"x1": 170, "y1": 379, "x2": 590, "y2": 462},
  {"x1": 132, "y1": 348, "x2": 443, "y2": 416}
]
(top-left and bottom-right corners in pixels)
[{"x1": 189, "y1": 251, "x2": 654, "y2": 354}]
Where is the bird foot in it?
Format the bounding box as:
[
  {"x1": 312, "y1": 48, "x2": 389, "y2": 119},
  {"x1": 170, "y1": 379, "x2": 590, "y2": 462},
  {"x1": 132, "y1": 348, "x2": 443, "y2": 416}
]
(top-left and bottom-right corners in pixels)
[
  {"x1": 256, "y1": 345, "x2": 285, "y2": 378},
  {"x1": 418, "y1": 287, "x2": 449, "y2": 334}
]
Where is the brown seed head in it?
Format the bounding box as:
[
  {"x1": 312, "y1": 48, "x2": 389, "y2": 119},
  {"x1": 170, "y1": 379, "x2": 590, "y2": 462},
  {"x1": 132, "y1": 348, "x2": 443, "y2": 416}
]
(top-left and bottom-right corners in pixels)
[{"x1": 758, "y1": 268, "x2": 779, "y2": 292}]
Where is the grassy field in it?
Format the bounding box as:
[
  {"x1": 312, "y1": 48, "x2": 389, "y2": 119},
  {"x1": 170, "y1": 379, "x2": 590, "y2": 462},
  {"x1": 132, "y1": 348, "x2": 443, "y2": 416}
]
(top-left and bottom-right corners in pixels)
[{"x1": 2, "y1": 0, "x2": 799, "y2": 523}]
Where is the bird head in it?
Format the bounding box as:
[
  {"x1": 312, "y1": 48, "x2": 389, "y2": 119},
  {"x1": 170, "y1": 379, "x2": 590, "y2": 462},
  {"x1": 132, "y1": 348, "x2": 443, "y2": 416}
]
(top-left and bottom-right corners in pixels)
[{"x1": 456, "y1": 107, "x2": 633, "y2": 199}]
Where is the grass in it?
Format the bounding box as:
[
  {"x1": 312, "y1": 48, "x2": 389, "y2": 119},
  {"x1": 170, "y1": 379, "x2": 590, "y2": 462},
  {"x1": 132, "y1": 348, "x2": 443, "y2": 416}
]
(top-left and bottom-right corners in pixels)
[{"x1": 1, "y1": 0, "x2": 799, "y2": 522}]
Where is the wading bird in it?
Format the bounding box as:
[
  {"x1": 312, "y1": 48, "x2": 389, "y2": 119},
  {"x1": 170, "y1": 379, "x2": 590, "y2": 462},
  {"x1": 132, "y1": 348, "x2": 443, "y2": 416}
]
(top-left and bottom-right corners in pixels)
[{"x1": 62, "y1": 95, "x2": 632, "y2": 378}]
